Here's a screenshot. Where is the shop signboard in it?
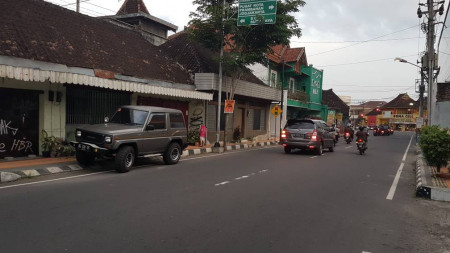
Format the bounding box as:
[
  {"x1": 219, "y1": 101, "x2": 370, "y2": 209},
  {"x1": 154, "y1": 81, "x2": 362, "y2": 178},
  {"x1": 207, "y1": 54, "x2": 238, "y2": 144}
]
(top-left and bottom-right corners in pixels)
[
  {"x1": 327, "y1": 110, "x2": 335, "y2": 126},
  {"x1": 390, "y1": 114, "x2": 415, "y2": 123},
  {"x1": 224, "y1": 100, "x2": 235, "y2": 113}
]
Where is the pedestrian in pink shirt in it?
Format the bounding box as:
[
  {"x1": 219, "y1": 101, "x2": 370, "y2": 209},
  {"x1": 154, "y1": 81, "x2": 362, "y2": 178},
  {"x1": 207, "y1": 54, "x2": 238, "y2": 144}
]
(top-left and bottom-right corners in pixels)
[{"x1": 199, "y1": 124, "x2": 207, "y2": 147}]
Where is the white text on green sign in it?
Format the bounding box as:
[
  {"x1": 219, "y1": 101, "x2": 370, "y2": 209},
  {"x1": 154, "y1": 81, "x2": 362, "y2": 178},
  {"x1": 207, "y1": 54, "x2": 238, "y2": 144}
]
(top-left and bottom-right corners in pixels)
[{"x1": 238, "y1": 0, "x2": 277, "y2": 26}]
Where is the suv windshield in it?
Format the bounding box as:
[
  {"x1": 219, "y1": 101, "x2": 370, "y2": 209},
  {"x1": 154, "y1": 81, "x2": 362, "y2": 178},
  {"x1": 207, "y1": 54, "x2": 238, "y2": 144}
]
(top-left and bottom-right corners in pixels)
[
  {"x1": 110, "y1": 108, "x2": 148, "y2": 126},
  {"x1": 285, "y1": 120, "x2": 315, "y2": 130}
]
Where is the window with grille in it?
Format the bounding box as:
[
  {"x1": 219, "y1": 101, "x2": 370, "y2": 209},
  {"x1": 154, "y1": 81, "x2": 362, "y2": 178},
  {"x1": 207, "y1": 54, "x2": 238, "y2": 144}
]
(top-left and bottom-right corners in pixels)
[{"x1": 66, "y1": 85, "x2": 131, "y2": 124}]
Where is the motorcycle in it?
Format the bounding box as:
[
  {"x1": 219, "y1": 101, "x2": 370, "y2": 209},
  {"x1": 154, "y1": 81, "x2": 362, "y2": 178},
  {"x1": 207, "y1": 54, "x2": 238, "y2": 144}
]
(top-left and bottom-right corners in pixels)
[
  {"x1": 356, "y1": 138, "x2": 367, "y2": 155},
  {"x1": 344, "y1": 132, "x2": 352, "y2": 144}
]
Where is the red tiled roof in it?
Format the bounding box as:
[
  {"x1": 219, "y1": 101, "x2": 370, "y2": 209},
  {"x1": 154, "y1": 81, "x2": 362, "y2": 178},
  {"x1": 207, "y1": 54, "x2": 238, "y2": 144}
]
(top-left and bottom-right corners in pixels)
[
  {"x1": 267, "y1": 45, "x2": 307, "y2": 69},
  {"x1": 160, "y1": 31, "x2": 266, "y2": 85},
  {"x1": 116, "y1": 0, "x2": 150, "y2": 15},
  {"x1": 283, "y1": 48, "x2": 304, "y2": 62},
  {"x1": 0, "y1": 0, "x2": 192, "y2": 84},
  {"x1": 382, "y1": 93, "x2": 418, "y2": 109}
]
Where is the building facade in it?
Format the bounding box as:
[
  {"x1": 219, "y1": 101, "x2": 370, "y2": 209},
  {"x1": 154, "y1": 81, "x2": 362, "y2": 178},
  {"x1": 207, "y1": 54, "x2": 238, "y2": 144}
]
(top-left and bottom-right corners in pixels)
[{"x1": 0, "y1": 0, "x2": 212, "y2": 159}]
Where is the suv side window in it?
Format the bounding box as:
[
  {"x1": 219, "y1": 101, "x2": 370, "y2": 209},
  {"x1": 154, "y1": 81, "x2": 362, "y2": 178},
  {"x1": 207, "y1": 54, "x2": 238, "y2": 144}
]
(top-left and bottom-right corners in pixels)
[
  {"x1": 148, "y1": 113, "x2": 166, "y2": 130},
  {"x1": 170, "y1": 113, "x2": 186, "y2": 129}
]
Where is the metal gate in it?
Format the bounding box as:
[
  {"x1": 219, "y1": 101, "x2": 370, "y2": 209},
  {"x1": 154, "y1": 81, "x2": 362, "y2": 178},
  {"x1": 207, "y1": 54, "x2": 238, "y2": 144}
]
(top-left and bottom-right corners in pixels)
[{"x1": 0, "y1": 88, "x2": 40, "y2": 158}]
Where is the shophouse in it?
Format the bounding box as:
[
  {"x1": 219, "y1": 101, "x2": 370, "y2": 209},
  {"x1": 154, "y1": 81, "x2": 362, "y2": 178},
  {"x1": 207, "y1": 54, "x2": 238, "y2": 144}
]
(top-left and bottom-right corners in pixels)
[
  {"x1": 159, "y1": 31, "x2": 281, "y2": 144},
  {"x1": 321, "y1": 89, "x2": 350, "y2": 127},
  {"x1": 379, "y1": 93, "x2": 423, "y2": 131},
  {"x1": 0, "y1": 0, "x2": 212, "y2": 159}
]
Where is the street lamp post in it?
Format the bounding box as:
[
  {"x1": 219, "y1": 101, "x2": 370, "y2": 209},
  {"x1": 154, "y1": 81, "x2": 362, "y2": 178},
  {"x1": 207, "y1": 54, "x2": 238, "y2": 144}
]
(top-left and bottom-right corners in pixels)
[{"x1": 394, "y1": 57, "x2": 425, "y2": 119}]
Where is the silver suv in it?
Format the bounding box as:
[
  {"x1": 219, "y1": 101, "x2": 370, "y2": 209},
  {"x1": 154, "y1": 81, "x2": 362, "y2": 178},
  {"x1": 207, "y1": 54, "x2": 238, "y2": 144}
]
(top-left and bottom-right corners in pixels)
[
  {"x1": 71, "y1": 106, "x2": 188, "y2": 172},
  {"x1": 280, "y1": 119, "x2": 335, "y2": 155}
]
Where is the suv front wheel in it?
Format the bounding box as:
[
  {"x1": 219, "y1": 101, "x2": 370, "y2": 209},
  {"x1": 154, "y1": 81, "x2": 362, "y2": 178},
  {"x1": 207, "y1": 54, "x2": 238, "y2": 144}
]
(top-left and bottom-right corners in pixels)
[
  {"x1": 115, "y1": 146, "x2": 135, "y2": 173},
  {"x1": 163, "y1": 142, "x2": 181, "y2": 165}
]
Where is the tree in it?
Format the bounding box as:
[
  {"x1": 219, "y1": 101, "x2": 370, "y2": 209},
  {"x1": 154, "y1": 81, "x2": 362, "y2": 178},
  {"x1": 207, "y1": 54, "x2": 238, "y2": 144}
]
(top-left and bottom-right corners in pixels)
[{"x1": 188, "y1": 0, "x2": 305, "y2": 142}]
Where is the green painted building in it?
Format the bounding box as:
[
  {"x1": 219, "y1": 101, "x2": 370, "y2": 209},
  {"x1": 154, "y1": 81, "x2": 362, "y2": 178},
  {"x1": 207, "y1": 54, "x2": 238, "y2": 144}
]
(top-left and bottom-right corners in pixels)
[{"x1": 266, "y1": 45, "x2": 328, "y2": 121}]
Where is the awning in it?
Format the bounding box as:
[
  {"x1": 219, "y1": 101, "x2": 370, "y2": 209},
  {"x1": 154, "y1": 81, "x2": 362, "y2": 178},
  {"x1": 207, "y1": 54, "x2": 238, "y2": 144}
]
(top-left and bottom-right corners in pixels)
[{"x1": 0, "y1": 65, "x2": 213, "y2": 101}]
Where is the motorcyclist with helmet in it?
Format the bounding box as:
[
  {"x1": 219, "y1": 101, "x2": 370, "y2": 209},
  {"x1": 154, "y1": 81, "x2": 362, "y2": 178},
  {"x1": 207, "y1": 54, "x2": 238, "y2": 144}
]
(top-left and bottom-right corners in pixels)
[
  {"x1": 344, "y1": 124, "x2": 354, "y2": 140},
  {"x1": 355, "y1": 126, "x2": 369, "y2": 148}
]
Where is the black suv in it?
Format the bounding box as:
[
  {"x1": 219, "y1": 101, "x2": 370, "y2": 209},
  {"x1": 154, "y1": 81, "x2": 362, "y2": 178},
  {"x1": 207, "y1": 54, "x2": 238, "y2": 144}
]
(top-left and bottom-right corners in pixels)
[{"x1": 280, "y1": 119, "x2": 335, "y2": 155}]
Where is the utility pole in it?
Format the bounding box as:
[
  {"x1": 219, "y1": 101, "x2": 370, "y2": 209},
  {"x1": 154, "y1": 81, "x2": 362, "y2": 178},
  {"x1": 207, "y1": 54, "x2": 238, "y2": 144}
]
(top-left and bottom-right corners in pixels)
[
  {"x1": 426, "y1": 0, "x2": 435, "y2": 125},
  {"x1": 76, "y1": 0, "x2": 80, "y2": 13},
  {"x1": 280, "y1": 60, "x2": 285, "y2": 138},
  {"x1": 214, "y1": 0, "x2": 226, "y2": 147}
]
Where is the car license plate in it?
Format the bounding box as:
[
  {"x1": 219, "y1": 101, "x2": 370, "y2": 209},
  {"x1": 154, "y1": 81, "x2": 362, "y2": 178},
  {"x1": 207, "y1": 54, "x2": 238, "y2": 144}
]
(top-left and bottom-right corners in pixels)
[
  {"x1": 293, "y1": 133, "x2": 303, "y2": 138},
  {"x1": 77, "y1": 144, "x2": 91, "y2": 152}
]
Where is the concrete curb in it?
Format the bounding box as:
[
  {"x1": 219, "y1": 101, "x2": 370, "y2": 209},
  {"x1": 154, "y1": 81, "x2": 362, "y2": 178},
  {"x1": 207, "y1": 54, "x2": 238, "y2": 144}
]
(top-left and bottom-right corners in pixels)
[
  {"x1": 182, "y1": 141, "x2": 278, "y2": 156},
  {"x1": 1, "y1": 141, "x2": 280, "y2": 184},
  {"x1": 415, "y1": 150, "x2": 450, "y2": 202},
  {"x1": 0, "y1": 163, "x2": 83, "y2": 184}
]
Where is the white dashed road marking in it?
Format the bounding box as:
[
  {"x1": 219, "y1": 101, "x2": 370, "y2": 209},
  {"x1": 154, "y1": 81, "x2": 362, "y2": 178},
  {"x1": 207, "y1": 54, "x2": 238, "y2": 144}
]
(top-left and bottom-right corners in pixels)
[
  {"x1": 215, "y1": 170, "x2": 269, "y2": 187},
  {"x1": 386, "y1": 135, "x2": 413, "y2": 200},
  {"x1": 310, "y1": 156, "x2": 318, "y2": 159},
  {"x1": 345, "y1": 146, "x2": 353, "y2": 149},
  {"x1": 214, "y1": 181, "x2": 230, "y2": 186}
]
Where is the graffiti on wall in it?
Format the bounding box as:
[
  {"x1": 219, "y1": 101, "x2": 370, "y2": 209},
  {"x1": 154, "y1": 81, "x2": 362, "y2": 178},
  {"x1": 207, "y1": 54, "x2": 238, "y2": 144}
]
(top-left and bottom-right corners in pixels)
[
  {"x1": 189, "y1": 101, "x2": 205, "y2": 130},
  {"x1": 0, "y1": 119, "x2": 34, "y2": 155}
]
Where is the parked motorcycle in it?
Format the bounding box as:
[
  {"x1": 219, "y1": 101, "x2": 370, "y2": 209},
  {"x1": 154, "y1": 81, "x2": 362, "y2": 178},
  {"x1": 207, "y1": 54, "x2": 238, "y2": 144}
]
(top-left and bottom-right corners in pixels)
[
  {"x1": 344, "y1": 132, "x2": 352, "y2": 144},
  {"x1": 356, "y1": 138, "x2": 367, "y2": 155}
]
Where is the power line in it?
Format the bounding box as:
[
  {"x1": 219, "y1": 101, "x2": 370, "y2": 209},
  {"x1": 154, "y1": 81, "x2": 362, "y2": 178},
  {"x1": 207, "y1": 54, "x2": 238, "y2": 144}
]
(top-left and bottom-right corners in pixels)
[
  {"x1": 309, "y1": 24, "x2": 420, "y2": 57},
  {"x1": 316, "y1": 54, "x2": 418, "y2": 68},
  {"x1": 84, "y1": 1, "x2": 116, "y2": 14},
  {"x1": 292, "y1": 37, "x2": 425, "y2": 44}
]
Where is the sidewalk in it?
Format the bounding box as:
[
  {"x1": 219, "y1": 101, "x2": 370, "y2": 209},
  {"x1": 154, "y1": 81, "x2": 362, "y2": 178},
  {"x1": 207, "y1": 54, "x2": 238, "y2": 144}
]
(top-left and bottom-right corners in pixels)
[
  {"x1": 415, "y1": 146, "x2": 450, "y2": 202},
  {"x1": 0, "y1": 140, "x2": 279, "y2": 184}
]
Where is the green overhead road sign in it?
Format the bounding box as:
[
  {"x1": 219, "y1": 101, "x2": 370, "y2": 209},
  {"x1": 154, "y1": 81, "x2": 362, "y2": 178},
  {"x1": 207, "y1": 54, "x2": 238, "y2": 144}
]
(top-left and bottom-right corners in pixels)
[{"x1": 238, "y1": 0, "x2": 277, "y2": 26}]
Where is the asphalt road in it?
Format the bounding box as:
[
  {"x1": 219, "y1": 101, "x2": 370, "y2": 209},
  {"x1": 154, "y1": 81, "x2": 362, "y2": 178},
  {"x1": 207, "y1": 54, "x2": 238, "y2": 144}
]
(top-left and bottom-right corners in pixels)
[{"x1": 1, "y1": 132, "x2": 449, "y2": 253}]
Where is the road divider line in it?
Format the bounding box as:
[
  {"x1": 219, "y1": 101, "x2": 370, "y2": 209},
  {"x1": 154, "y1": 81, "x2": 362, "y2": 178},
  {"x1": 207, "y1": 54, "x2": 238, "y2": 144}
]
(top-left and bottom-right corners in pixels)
[
  {"x1": 402, "y1": 135, "x2": 413, "y2": 162},
  {"x1": 386, "y1": 135, "x2": 412, "y2": 200},
  {"x1": 345, "y1": 146, "x2": 353, "y2": 149},
  {"x1": 310, "y1": 156, "x2": 318, "y2": 159}
]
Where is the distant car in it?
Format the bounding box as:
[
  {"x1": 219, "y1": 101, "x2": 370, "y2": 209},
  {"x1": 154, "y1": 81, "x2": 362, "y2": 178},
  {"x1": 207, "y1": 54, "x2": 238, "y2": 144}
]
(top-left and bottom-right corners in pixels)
[
  {"x1": 374, "y1": 125, "x2": 390, "y2": 136},
  {"x1": 280, "y1": 119, "x2": 335, "y2": 155},
  {"x1": 388, "y1": 127, "x2": 394, "y2": 135}
]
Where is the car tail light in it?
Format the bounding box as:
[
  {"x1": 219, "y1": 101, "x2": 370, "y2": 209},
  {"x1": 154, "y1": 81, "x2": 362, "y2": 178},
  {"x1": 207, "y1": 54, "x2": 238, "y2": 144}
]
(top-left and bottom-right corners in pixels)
[
  {"x1": 281, "y1": 130, "x2": 287, "y2": 138},
  {"x1": 311, "y1": 130, "x2": 317, "y2": 140}
]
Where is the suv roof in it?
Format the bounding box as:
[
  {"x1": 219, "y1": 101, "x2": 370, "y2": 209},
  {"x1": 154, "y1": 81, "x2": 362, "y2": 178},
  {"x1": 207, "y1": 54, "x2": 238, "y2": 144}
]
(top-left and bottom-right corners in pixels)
[{"x1": 122, "y1": 105, "x2": 182, "y2": 113}]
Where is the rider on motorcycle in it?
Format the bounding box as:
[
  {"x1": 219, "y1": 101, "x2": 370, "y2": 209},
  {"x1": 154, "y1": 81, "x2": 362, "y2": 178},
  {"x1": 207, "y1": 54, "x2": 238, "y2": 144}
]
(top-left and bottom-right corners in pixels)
[
  {"x1": 344, "y1": 124, "x2": 354, "y2": 139},
  {"x1": 355, "y1": 126, "x2": 369, "y2": 148}
]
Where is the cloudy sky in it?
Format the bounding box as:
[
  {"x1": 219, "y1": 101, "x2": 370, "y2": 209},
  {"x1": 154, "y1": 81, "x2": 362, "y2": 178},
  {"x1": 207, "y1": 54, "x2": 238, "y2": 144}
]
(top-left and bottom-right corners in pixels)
[{"x1": 44, "y1": 0, "x2": 447, "y2": 104}]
